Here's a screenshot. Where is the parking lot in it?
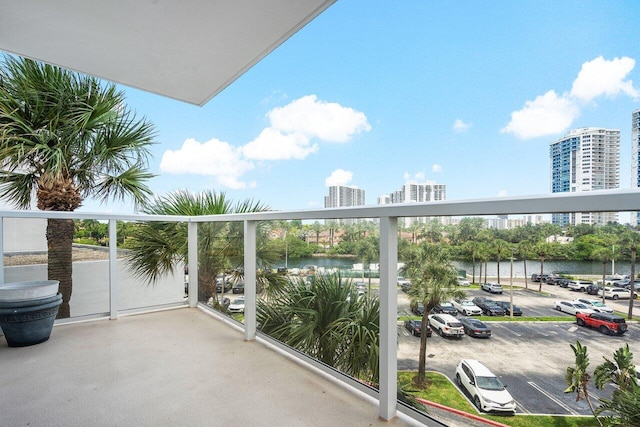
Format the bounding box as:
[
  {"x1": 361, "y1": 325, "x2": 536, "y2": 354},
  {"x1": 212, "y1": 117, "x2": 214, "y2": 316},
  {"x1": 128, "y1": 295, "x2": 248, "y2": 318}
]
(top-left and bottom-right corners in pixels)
[{"x1": 397, "y1": 281, "x2": 640, "y2": 416}]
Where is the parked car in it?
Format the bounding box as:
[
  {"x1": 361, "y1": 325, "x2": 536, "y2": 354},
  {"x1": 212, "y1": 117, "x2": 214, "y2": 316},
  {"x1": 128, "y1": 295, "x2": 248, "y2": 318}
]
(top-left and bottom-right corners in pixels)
[
  {"x1": 428, "y1": 313, "x2": 464, "y2": 338},
  {"x1": 458, "y1": 317, "x2": 492, "y2": 338},
  {"x1": 398, "y1": 277, "x2": 412, "y2": 292},
  {"x1": 457, "y1": 276, "x2": 471, "y2": 286},
  {"x1": 600, "y1": 286, "x2": 638, "y2": 300},
  {"x1": 573, "y1": 298, "x2": 614, "y2": 314},
  {"x1": 618, "y1": 280, "x2": 640, "y2": 290},
  {"x1": 430, "y1": 302, "x2": 458, "y2": 316},
  {"x1": 554, "y1": 300, "x2": 595, "y2": 316},
  {"x1": 232, "y1": 281, "x2": 245, "y2": 294},
  {"x1": 481, "y1": 283, "x2": 503, "y2": 294},
  {"x1": 404, "y1": 319, "x2": 432, "y2": 337},
  {"x1": 410, "y1": 301, "x2": 424, "y2": 315},
  {"x1": 586, "y1": 284, "x2": 602, "y2": 295},
  {"x1": 228, "y1": 297, "x2": 245, "y2": 313},
  {"x1": 494, "y1": 301, "x2": 522, "y2": 316},
  {"x1": 531, "y1": 274, "x2": 541, "y2": 282},
  {"x1": 455, "y1": 359, "x2": 516, "y2": 413},
  {"x1": 216, "y1": 281, "x2": 232, "y2": 293},
  {"x1": 575, "y1": 312, "x2": 628, "y2": 336},
  {"x1": 472, "y1": 297, "x2": 506, "y2": 316},
  {"x1": 451, "y1": 298, "x2": 483, "y2": 316},
  {"x1": 556, "y1": 278, "x2": 570, "y2": 288},
  {"x1": 545, "y1": 275, "x2": 565, "y2": 285},
  {"x1": 568, "y1": 280, "x2": 593, "y2": 292}
]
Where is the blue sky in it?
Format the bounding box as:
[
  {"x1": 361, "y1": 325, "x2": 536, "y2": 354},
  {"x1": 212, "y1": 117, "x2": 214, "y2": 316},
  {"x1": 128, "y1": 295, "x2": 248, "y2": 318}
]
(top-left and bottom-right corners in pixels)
[{"x1": 82, "y1": 1, "x2": 640, "y2": 214}]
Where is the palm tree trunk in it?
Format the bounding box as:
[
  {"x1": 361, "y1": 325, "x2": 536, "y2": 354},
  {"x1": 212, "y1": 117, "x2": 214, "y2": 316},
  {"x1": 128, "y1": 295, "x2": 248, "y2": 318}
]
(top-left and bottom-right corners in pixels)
[
  {"x1": 415, "y1": 313, "x2": 429, "y2": 387},
  {"x1": 539, "y1": 258, "x2": 544, "y2": 292},
  {"x1": 472, "y1": 255, "x2": 476, "y2": 284},
  {"x1": 523, "y1": 259, "x2": 528, "y2": 289},
  {"x1": 497, "y1": 254, "x2": 501, "y2": 284},
  {"x1": 628, "y1": 248, "x2": 636, "y2": 320},
  {"x1": 47, "y1": 218, "x2": 74, "y2": 319}
]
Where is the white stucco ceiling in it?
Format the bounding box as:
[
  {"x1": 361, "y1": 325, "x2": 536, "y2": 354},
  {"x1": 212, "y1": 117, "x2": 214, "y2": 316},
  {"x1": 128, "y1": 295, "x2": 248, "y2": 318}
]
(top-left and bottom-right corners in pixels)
[{"x1": 0, "y1": 0, "x2": 336, "y2": 106}]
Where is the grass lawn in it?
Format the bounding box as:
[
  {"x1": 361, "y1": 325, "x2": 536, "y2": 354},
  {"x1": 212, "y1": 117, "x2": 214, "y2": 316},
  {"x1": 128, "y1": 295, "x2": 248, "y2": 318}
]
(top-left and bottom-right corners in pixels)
[{"x1": 398, "y1": 371, "x2": 598, "y2": 427}]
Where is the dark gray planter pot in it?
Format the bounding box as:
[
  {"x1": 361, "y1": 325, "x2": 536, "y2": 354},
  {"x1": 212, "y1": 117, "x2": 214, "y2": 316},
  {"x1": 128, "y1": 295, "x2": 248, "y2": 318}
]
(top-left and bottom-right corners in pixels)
[{"x1": 0, "y1": 293, "x2": 62, "y2": 347}]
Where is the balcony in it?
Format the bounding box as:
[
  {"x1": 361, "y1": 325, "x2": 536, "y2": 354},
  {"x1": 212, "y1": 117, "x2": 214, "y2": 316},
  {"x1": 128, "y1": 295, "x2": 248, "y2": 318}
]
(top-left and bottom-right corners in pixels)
[{"x1": 1, "y1": 189, "x2": 640, "y2": 426}]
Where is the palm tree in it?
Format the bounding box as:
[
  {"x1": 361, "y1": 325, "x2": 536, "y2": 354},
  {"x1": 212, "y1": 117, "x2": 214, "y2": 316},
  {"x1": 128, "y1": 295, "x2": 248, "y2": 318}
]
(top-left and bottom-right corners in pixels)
[
  {"x1": 517, "y1": 240, "x2": 533, "y2": 290},
  {"x1": 257, "y1": 273, "x2": 380, "y2": 383},
  {"x1": 593, "y1": 344, "x2": 640, "y2": 426},
  {"x1": 619, "y1": 229, "x2": 640, "y2": 319},
  {"x1": 124, "y1": 190, "x2": 282, "y2": 305},
  {"x1": 405, "y1": 243, "x2": 465, "y2": 388},
  {"x1": 591, "y1": 246, "x2": 614, "y2": 305},
  {"x1": 534, "y1": 242, "x2": 555, "y2": 292},
  {"x1": 564, "y1": 341, "x2": 602, "y2": 426},
  {"x1": 0, "y1": 56, "x2": 156, "y2": 318}
]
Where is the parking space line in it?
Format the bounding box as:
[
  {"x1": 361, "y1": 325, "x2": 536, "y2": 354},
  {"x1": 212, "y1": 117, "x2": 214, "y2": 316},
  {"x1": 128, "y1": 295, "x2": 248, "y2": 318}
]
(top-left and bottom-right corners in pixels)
[{"x1": 528, "y1": 381, "x2": 579, "y2": 415}]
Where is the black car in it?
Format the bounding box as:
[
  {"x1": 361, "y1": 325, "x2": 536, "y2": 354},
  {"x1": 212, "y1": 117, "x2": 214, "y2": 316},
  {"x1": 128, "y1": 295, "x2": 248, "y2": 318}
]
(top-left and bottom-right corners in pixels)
[
  {"x1": 232, "y1": 281, "x2": 245, "y2": 294},
  {"x1": 471, "y1": 297, "x2": 506, "y2": 316},
  {"x1": 216, "y1": 282, "x2": 232, "y2": 293},
  {"x1": 410, "y1": 301, "x2": 424, "y2": 316},
  {"x1": 458, "y1": 317, "x2": 492, "y2": 338},
  {"x1": 586, "y1": 284, "x2": 602, "y2": 295},
  {"x1": 404, "y1": 319, "x2": 432, "y2": 337},
  {"x1": 430, "y1": 302, "x2": 458, "y2": 316},
  {"x1": 494, "y1": 301, "x2": 522, "y2": 316}
]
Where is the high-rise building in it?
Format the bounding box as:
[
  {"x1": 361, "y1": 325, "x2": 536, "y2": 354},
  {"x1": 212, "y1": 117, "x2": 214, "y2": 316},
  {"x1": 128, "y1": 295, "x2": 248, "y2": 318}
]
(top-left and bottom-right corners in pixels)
[
  {"x1": 550, "y1": 127, "x2": 620, "y2": 226},
  {"x1": 632, "y1": 109, "x2": 640, "y2": 225},
  {"x1": 324, "y1": 185, "x2": 365, "y2": 224},
  {"x1": 378, "y1": 182, "x2": 446, "y2": 226}
]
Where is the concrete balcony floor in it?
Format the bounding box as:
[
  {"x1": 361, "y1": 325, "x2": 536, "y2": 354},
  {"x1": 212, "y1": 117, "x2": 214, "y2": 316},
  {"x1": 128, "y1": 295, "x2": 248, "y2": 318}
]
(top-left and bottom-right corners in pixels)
[{"x1": 0, "y1": 307, "x2": 418, "y2": 427}]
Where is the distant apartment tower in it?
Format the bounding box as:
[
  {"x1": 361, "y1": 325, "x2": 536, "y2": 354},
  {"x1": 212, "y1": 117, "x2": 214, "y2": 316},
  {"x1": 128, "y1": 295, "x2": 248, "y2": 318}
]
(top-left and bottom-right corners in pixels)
[
  {"x1": 324, "y1": 185, "x2": 365, "y2": 224},
  {"x1": 378, "y1": 182, "x2": 446, "y2": 226},
  {"x1": 550, "y1": 127, "x2": 620, "y2": 226},
  {"x1": 632, "y1": 109, "x2": 640, "y2": 225}
]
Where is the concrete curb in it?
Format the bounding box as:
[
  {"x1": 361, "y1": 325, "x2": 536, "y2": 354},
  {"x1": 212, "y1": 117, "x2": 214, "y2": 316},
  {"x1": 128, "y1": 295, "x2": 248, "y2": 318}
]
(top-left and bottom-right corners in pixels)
[{"x1": 416, "y1": 398, "x2": 511, "y2": 427}]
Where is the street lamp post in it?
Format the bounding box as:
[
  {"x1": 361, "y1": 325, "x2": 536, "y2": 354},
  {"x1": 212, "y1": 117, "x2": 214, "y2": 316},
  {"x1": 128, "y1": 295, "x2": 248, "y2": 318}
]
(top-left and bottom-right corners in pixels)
[{"x1": 509, "y1": 251, "x2": 515, "y2": 319}]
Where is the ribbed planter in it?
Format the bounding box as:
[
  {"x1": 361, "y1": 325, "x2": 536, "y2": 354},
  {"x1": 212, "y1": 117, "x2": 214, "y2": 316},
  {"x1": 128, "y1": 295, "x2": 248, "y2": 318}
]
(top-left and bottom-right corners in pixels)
[
  {"x1": 0, "y1": 293, "x2": 62, "y2": 347},
  {"x1": 0, "y1": 280, "x2": 62, "y2": 347}
]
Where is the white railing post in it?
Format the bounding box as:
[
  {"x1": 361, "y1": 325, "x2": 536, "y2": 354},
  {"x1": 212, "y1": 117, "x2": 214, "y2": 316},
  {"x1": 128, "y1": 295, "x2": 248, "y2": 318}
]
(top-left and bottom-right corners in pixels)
[
  {"x1": 108, "y1": 219, "x2": 118, "y2": 320},
  {"x1": 0, "y1": 217, "x2": 4, "y2": 284},
  {"x1": 379, "y1": 216, "x2": 398, "y2": 420},
  {"x1": 244, "y1": 220, "x2": 257, "y2": 341},
  {"x1": 188, "y1": 221, "x2": 198, "y2": 308}
]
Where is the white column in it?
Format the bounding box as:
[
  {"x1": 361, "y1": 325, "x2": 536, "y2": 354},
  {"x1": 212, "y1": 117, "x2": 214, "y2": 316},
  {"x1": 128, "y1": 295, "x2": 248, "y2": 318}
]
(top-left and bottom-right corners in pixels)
[
  {"x1": 244, "y1": 220, "x2": 257, "y2": 341},
  {"x1": 109, "y1": 219, "x2": 118, "y2": 320},
  {"x1": 378, "y1": 216, "x2": 398, "y2": 420},
  {"x1": 0, "y1": 217, "x2": 4, "y2": 284},
  {"x1": 187, "y1": 221, "x2": 198, "y2": 308}
]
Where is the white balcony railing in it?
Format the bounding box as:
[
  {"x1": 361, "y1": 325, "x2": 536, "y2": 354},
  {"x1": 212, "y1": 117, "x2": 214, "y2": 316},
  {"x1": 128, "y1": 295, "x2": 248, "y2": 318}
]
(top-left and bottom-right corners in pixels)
[{"x1": 1, "y1": 188, "x2": 639, "y2": 425}]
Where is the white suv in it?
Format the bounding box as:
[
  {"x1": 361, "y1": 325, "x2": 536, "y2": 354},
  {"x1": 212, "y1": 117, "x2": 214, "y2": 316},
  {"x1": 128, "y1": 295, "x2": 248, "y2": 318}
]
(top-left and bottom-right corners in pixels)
[
  {"x1": 601, "y1": 286, "x2": 638, "y2": 300},
  {"x1": 428, "y1": 313, "x2": 464, "y2": 338},
  {"x1": 456, "y1": 359, "x2": 516, "y2": 413}
]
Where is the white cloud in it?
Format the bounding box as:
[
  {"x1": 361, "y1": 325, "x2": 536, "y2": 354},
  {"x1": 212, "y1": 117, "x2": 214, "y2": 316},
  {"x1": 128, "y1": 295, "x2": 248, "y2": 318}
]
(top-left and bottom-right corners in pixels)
[
  {"x1": 159, "y1": 138, "x2": 254, "y2": 188},
  {"x1": 453, "y1": 119, "x2": 471, "y2": 133},
  {"x1": 325, "y1": 169, "x2": 353, "y2": 187},
  {"x1": 432, "y1": 164, "x2": 442, "y2": 173},
  {"x1": 268, "y1": 95, "x2": 371, "y2": 142},
  {"x1": 159, "y1": 96, "x2": 370, "y2": 189},
  {"x1": 403, "y1": 172, "x2": 435, "y2": 185},
  {"x1": 570, "y1": 56, "x2": 640, "y2": 103},
  {"x1": 242, "y1": 128, "x2": 318, "y2": 160},
  {"x1": 501, "y1": 90, "x2": 580, "y2": 139},
  {"x1": 502, "y1": 56, "x2": 639, "y2": 140}
]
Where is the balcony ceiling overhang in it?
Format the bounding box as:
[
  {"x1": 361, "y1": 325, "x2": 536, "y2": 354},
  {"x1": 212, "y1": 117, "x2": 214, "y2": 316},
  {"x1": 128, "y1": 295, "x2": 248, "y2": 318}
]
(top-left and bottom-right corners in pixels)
[{"x1": 0, "y1": 0, "x2": 336, "y2": 106}]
